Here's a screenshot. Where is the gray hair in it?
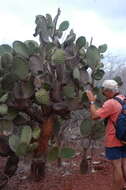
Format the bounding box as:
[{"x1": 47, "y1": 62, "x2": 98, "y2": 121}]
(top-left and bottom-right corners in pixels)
[
  {"x1": 102, "y1": 80, "x2": 119, "y2": 93},
  {"x1": 103, "y1": 87, "x2": 119, "y2": 93}
]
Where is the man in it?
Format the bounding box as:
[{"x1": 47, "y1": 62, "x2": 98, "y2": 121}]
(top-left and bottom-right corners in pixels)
[{"x1": 86, "y1": 79, "x2": 126, "y2": 190}]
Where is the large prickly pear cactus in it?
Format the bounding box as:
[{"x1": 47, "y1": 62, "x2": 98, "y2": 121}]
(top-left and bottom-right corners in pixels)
[{"x1": 0, "y1": 9, "x2": 107, "y2": 180}]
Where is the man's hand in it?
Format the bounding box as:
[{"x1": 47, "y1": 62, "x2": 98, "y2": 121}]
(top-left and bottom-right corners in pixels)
[
  {"x1": 85, "y1": 90, "x2": 99, "y2": 119},
  {"x1": 86, "y1": 90, "x2": 96, "y2": 102}
]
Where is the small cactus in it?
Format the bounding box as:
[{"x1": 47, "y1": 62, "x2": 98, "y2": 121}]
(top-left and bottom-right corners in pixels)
[
  {"x1": 12, "y1": 56, "x2": 29, "y2": 80},
  {"x1": 0, "y1": 44, "x2": 12, "y2": 56},
  {"x1": 20, "y1": 125, "x2": 32, "y2": 145},
  {"x1": 13, "y1": 41, "x2": 30, "y2": 58},
  {"x1": 35, "y1": 88, "x2": 49, "y2": 105},
  {"x1": 0, "y1": 93, "x2": 8, "y2": 103},
  {"x1": 0, "y1": 104, "x2": 8, "y2": 115},
  {"x1": 52, "y1": 49, "x2": 65, "y2": 64},
  {"x1": 1, "y1": 53, "x2": 13, "y2": 69},
  {"x1": 63, "y1": 85, "x2": 75, "y2": 99},
  {"x1": 76, "y1": 36, "x2": 86, "y2": 49},
  {"x1": 59, "y1": 21, "x2": 69, "y2": 31},
  {"x1": 73, "y1": 67, "x2": 80, "y2": 81},
  {"x1": 98, "y1": 44, "x2": 107, "y2": 53},
  {"x1": 9, "y1": 135, "x2": 20, "y2": 152},
  {"x1": 92, "y1": 69, "x2": 105, "y2": 80}
]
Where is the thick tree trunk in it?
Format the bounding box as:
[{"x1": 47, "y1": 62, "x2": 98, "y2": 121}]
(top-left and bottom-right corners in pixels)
[
  {"x1": 4, "y1": 154, "x2": 19, "y2": 177},
  {"x1": 35, "y1": 115, "x2": 56, "y2": 154},
  {"x1": 31, "y1": 115, "x2": 56, "y2": 181},
  {"x1": 30, "y1": 159, "x2": 46, "y2": 181},
  {"x1": 0, "y1": 136, "x2": 19, "y2": 178}
]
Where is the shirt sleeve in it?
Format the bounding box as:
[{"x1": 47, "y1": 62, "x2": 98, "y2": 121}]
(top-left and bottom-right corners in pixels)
[{"x1": 96, "y1": 100, "x2": 114, "y2": 119}]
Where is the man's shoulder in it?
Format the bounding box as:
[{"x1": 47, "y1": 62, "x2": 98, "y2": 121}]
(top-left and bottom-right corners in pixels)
[
  {"x1": 116, "y1": 94, "x2": 125, "y2": 100},
  {"x1": 104, "y1": 98, "x2": 121, "y2": 107},
  {"x1": 104, "y1": 98, "x2": 114, "y2": 104},
  {"x1": 105, "y1": 94, "x2": 125, "y2": 104},
  {"x1": 103, "y1": 95, "x2": 125, "y2": 109}
]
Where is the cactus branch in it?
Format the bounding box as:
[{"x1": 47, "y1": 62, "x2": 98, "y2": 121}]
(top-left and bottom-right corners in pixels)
[{"x1": 52, "y1": 8, "x2": 61, "y2": 40}]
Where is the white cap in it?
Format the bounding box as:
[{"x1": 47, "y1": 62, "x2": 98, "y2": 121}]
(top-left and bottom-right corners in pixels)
[{"x1": 102, "y1": 80, "x2": 119, "y2": 91}]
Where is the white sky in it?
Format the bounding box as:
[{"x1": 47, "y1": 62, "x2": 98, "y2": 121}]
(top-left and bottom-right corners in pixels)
[{"x1": 0, "y1": 0, "x2": 126, "y2": 56}]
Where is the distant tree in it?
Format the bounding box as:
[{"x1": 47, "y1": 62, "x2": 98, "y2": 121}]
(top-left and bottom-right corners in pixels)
[{"x1": 102, "y1": 53, "x2": 126, "y2": 94}]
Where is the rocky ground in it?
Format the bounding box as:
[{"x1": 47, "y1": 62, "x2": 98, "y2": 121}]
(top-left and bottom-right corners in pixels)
[{"x1": 0, "y1": 147, "x2": 114, "y2": 190}]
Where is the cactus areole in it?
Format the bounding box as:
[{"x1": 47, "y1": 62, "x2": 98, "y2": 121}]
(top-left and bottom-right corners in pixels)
[{"x1": 0, "y1": 9, "x2": 107, "y2": 180}]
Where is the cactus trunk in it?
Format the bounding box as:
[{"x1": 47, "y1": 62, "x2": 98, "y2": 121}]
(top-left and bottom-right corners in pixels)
[
  {"x1": 35, "y1": 115, "x2": 56, "y2": 155},
  {"x1": 31, "y1": 115, "x2": 56, "y2": 180}
]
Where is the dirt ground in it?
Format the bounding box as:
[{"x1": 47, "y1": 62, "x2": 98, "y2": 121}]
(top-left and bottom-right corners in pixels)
[{"x1": 0, "y1": 148, "x2": 114, "y2": 190}]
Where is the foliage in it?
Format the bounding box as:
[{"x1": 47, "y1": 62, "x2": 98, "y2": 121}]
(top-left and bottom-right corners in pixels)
[
  {"x1": 113, "y1": 76, "x2": 123, "y2": 86},
  {"x1": 9, "y1": 126, "x2": 39, "y2": 156},
  {"x1": 47, "y1": 146, "x2": 75, "y2": 161},
  {"x1": 0, "y1": 9, "x2": 107, "y2": 162}
]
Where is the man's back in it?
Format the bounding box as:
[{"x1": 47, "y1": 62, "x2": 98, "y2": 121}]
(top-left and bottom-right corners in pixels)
[{"x1": 96, "y1": 95, "x2": 125, "y2": 147}]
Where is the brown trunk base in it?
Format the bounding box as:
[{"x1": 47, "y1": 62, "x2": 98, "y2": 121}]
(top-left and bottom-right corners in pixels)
[
  {"x1": 4, "y1": 155, "x2": 19, "y2": 178},
  {"x1": 0, "y1": 172, "x2": 9, "y2": 189},
  {"x1": 30, "y1": 160, "x2": 45, "y2": 181}
]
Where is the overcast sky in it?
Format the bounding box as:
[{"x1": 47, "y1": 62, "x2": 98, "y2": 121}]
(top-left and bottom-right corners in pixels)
[{"x1": 0, "y1": 0, "x2": 126, "y2": 55}]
